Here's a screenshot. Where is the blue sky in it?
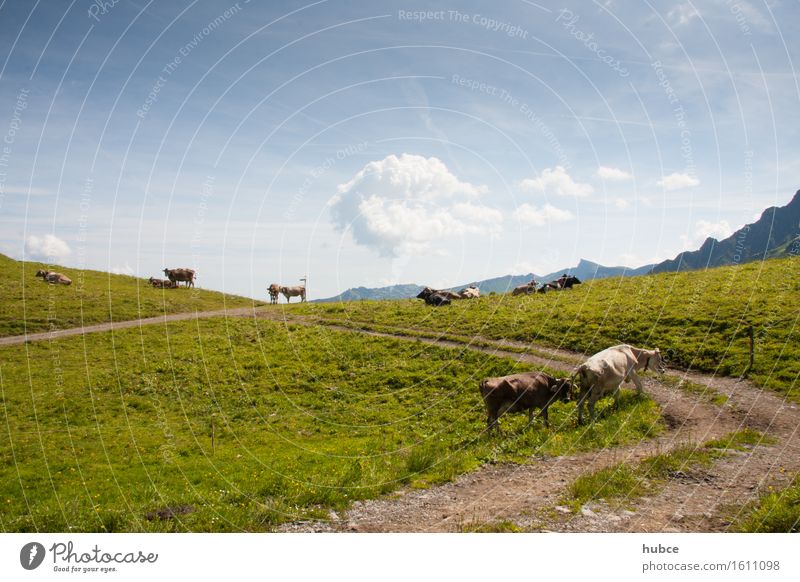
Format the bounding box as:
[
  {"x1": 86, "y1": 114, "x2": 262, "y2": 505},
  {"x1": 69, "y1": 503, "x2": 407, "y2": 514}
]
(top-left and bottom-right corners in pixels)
[{"x1": 1, "y1": 0, "x2": 798, "y2": 299}]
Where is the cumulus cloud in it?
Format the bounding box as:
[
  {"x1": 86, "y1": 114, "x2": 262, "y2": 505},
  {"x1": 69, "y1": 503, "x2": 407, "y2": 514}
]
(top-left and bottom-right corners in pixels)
[
  {"x1": 519, "y1": 166, "x2": 593, "y2": 197},
  {"x1": 597, "y1": 166, "x2": 632, "y2": 181},
  {"x1": 657, "y1": 172, "x2": 700, "y2": 191},
  {"x1": 329, "y1": 154, "x2": 501, "y2": 256},
  {"x1": 680, "y1": 219, "x2": 734, "y2": 250},
  {"x1": 25, "y1": 234, "x2": 71, "y2": 261},
  {"x1": 513, "y1": 203, "x2": 574, "y2": 226}
]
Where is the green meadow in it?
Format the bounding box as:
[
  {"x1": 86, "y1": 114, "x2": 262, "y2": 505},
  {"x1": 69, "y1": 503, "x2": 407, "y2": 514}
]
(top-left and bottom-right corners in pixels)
[
  {"x1": 0, "y1": 253, "x2": 261, "y2": 337},
  {"x1": 292, "y1": 257, "x2": 799, "y2": 398},
  {"x1": 0, "y1": 317, "x2": 662, "y2": 532}
]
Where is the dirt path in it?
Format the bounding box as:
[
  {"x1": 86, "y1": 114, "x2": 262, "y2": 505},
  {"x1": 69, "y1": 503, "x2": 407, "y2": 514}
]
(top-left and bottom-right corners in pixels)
[
  {"x1": 0, "y1": 307, "x2": 261, "y2": 347},
  {"x1": 3, "y1": 308, "x2": 797, "y2": 531}
]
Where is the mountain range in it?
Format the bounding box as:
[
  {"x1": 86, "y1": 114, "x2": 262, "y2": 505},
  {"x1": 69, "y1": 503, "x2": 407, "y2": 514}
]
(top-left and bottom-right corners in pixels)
[
  {"x1": 314, "y1": 259, "x2": 655, "y2": 302},
  {"x1": 650, "y1": 189, "x2": 800, "y2": 273},
  {"x1": 315, "y1": 189, "x2": 800, "y2": 302}
]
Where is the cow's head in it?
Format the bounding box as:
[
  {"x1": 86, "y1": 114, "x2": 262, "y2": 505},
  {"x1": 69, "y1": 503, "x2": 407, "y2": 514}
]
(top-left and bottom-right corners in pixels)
[
  {"x1": 163, "y1": 268, "x2": 170, "y2": 276},
  {"x1": 645, "y1": 349, "x2": 666, "y2": 374},
  {"x1": 551, "y1": 378, "x2": 573, "y2": 403},
  {"x1": 35, "y1": 270, "x2": 48, "y2": 278},
  {"x1": 416, "y1": 287, "x2": 434, "y2": 300}
]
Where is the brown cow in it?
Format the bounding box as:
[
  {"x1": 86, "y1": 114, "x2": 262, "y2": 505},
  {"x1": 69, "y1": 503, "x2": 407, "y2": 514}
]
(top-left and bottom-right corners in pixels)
[
  {"x1": 280, "y1": 285, "x2": 306, "y2": 303},
  {"x1": 512, "y1": 279, "x2": 538, "y2": 296},
  {"x1": 268, "y1": 283, "x2": 280, "y2": 304},
  {"x1": 479, "y1": 371, "x2": 572, "y2": 433},
  {"x1": 163, "y1": 268, "x2": 196, "y2": 288},
  {"x1": 35, "y1": 270, "x2": 72, "y2": 285}
]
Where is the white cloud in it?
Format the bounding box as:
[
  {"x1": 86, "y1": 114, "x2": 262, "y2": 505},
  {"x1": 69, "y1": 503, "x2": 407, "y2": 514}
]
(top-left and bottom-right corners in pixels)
[
  {"x1": 519, "y1": 166, "x2": 594, "y2": 197},
  {"x1": 614, "y1": 197, "x2": 630, "y2": 209},
  {"x1": 513, "y1": 203, "x2": 574, "y2": 226},
  {"x1": 680, "y1": 219, "x2": 734, "y2": 250},
  {"x1": 329, "y1": 154, "x2": 501, "y2": 257},
  {"x1": 694, "y1": 219, "x2": 733, "y2": 241},
  {"x1": 668, "y1": 3, "x2": 699, "y2": 25},
  {"x1": 111, "y1": 262, "x2": 136, "y2": 276},
  {"x1": 657, "y1": 172, "x2": 700, "y2": 191},
  {"x1": 24, "y1": 234, "x2": 71, "y2": 261},
  {"x1": 597, "y1": 166, "x2": 632, "y2": 181}
]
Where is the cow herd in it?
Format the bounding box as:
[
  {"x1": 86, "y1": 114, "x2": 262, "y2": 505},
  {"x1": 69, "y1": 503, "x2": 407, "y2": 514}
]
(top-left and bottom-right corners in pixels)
[
  {"x1": 480, "y1": 343, "x2": 665, "y2": 432},
  {"x1": 417, "y1": 276, "x2": 583, "y2": 306}
]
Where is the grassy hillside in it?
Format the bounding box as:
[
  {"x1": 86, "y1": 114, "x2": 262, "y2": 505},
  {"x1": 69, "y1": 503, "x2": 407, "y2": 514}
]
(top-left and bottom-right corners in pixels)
[
  {"x1": 0, "y1": 317, "x2": 661, "y2": 532},
  {"x1": 0, "y1": 254, "x2": 262, "y2": 336},
  {"x1": 291, "y1": 257, "x2": 799, "y2": 398}
]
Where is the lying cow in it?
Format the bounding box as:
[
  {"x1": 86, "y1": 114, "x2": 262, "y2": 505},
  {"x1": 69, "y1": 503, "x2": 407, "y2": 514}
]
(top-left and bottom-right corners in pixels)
[
  {"x1": 459, "y1": 285, "x2": 480, "y2": 299},
  {"x1": 416, "y1": 287, "x2": 452, "y2": 306},
  {"x1": 35, "y1": 269, "x2": 72, "y2": 285},
  {"x1": 148, "y1": 277, "x2": 177, "y2": 289},
  {"x1": 268, "y1": 283, "x2": 280, "y2": 304},
  {"x1": 538, "y1": 275, "x2": 581, "y2": 293},
  {"x1": 280, "y1": 285, "x2": 306, "y2": 303},
  {"x1": 479, "y1": 371, "x2": 573, "y2": 433},
  {"x1": 163, "y1": 268, "x2": 196, "y2": 288},
  {"x1": 574, "y1": 344, "x2": 665, "y2": 424},
  {"x1": 512, "y1": 279, "x2": 538, "y2": 296}
]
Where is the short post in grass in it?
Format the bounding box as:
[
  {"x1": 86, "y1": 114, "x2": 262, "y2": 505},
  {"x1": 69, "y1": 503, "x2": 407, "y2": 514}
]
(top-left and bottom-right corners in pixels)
[{"x1": 211, "y1": 413, "x2": 216, "y2": 454}]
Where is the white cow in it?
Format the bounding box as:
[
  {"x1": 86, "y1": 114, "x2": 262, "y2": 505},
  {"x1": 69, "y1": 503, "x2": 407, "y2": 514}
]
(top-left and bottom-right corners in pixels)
[
  {"x1": 574, "y1": 344, "x2": 665, "y2": 423},
  {"x1": 459, "y1": 285, "x2": 480, "y2": 299}
]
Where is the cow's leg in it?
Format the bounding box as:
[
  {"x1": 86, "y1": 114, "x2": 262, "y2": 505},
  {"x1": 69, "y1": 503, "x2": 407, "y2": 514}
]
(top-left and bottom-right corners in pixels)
[
  {"x1": 541, "y1": 406, "x2": 550, "y2": 428},
  {"x1": 630, "y1": 372, "x2": 644, "y2": 395},
  {"x1": 576, "y1": 387, "x2": 591, "y2": 424},
  {"x1": 613, "y1": 386, "x2": 621, "y2": 409},
  {"x1": 487, "y1": 411, "x2": 499, "y2": 435}
]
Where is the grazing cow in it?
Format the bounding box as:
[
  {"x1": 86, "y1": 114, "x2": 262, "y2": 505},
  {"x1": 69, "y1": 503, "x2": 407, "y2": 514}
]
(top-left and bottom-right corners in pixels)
[
  {"x1": 459, "y1": 285, "x2": 480, "y2": 299},
  {"x1": 512, "y1": 279, "x2": 538, "y2": 296},
  {"x1": 35, "y1": 270, "x2": 72, "y2": 285},
  {"x1": 163, "y1": 268, "x2": 196, "y2": 288},
  {"x1": 416, "y1": 287, "x2": 452, "y2": 306},
  {"x1": 268, "y1": 283, "x2": 280, "y2": 304},
  {"x1": 479, "y1": 371, "x2": 572, "y2": 433},
  {"x1": 574, "y1": 344, "x2": 665, "y2": 424},
  {"x1": 280, "y1": 285, "x2": 306, "y2": 303}
]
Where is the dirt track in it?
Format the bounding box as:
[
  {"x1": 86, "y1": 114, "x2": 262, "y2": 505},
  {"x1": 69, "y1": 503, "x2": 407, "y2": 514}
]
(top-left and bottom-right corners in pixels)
[{"x1": 2, "y1": 307, "x2": 797, "y2": 532}]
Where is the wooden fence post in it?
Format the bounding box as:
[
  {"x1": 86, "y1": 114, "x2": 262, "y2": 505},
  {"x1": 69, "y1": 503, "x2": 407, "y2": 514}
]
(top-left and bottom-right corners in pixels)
[{"x1": 742, "y1": 324, "x2": 755, "y2": 378}]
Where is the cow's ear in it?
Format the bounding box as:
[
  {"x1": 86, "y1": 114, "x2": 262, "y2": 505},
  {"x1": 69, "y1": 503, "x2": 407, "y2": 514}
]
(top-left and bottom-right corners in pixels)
[{"x1": 549, "y1": 381, "x2": 561, "y2": 393}]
